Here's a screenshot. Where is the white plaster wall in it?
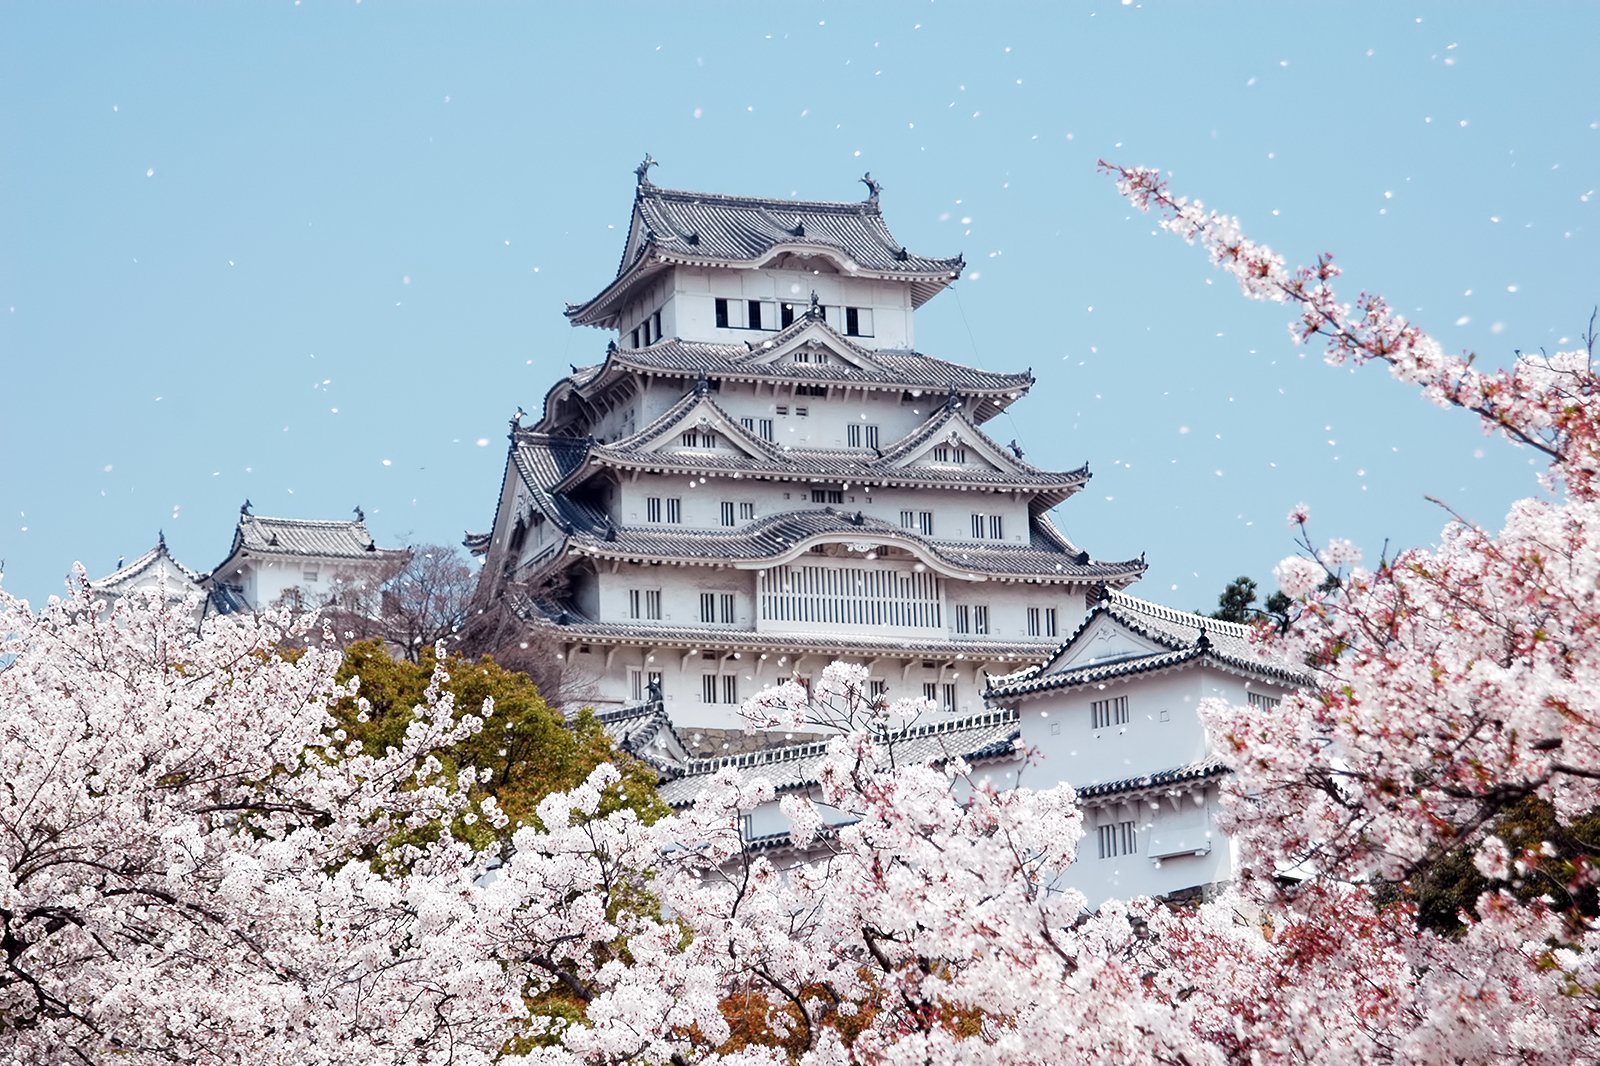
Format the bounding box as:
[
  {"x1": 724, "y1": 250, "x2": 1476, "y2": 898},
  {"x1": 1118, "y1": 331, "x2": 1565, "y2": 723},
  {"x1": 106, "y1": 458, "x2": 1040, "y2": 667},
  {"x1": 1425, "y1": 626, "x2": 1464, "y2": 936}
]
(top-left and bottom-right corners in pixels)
[
  {"x1": 236, "y1": 557, "x2": 390, "y2": 611},
  {"x1": 612, "y1": 469, "x2": 1032, "y2": 547},
  {"x1": 582, "y1": 641, "x2": 1015, "y2": 729},
  {"x1": 1059, "y1": 785, "x2": 1232, "y2": 906},
  {"x1": 1014, "y1": 666, "x2": 1291, "y2": 793},
  {"x1": 665, "y1": 267, "x2": 914, "y2": 349}
]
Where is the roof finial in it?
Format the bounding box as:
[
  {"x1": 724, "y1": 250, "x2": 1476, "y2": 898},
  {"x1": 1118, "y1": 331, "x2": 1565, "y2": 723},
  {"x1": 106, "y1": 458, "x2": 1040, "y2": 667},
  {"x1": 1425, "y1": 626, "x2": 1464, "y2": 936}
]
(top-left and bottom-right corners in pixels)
[
  {"x1": 807, "y1": 290, "x2": 822, "y2": 319},
  {"x1": 635, "y1": 152, "x2": 658, "y2": 186},
  {"x1": 1008, "y1": 438, "x2": 1025, "y2": 459},
  {"x1": 1195, "y1": 625, "x2": 1212, "y2": 651},
  {"x1": 695, "y1": 370, "x2": 710, "y2": 396},
  {"x1": 157, "y1": 529, "x2": 166, "y2": 549},
  {"x1": 944, "y1": 385, "x2": 962, "y2": 412},
  {"x1": 353, "y1": 505, "x2": 365, "y2": 523},
  {"x1": 240, "y1": 498, "x2": 253, "y2": 517},
  {"x1": 860, "y1": 171, "x2": 881, "y2": 204}
]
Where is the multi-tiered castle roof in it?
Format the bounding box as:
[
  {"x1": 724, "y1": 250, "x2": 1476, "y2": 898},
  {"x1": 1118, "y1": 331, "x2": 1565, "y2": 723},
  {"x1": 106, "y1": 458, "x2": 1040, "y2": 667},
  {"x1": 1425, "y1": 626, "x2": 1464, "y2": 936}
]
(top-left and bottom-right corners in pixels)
[{"x1": 470, "y1": 164, "x2": 1144, "y2": 727}]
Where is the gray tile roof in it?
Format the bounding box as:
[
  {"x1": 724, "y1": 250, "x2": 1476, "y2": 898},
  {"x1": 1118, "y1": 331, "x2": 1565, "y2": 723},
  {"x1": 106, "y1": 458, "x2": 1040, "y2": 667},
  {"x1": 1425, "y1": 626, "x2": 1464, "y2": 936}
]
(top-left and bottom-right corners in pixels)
[
  {"x1": 616, "y1": 335, "x2": 1030, "y2": 393},
  {"x1": 568, "y1": 182, "x2": 964, "y2": 327},
  {"x1": 551, "y1": 390, "x2": 1089, "y2": 501},
  {"x1": 984, "y1": 590, "x2": 1308, "y2": 701},
  {"x1": 89, "y1": 536, "x2": 206, "y2": 591},
  {"x1": 536, "y1": 318, "x2": 1034, "y2": 435},
  {"x1": 230, "y1": 514, "x2": 404, "y2": 560},
  {"x1": 566, "y1": 508, "x2": 1145, "y2": 584},
  {"x1": 656, "y1": 709, "x2": 1021, "y2": 808},
  {"x1": 587, "y1": 702, "x2": 689, "y2": 773},
  {"x1": 1073, "y1": 757, "x2": 1230, "y2": 802}
]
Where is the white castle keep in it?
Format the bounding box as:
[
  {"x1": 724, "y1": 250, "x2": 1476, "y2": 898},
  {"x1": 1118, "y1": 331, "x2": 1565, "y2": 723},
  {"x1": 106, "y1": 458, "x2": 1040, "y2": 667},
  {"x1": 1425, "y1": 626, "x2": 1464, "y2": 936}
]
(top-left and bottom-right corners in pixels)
[{"x1": 468, "y1": 163, "x2": 1147, "y2": 731}]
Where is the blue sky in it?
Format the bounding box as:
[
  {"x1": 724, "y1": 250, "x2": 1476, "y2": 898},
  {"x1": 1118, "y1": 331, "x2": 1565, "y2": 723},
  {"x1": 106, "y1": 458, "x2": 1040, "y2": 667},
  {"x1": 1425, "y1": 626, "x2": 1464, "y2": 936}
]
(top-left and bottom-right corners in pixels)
[{"x1": 2, "y1": 2, "x2": 1594, "y2": 613}]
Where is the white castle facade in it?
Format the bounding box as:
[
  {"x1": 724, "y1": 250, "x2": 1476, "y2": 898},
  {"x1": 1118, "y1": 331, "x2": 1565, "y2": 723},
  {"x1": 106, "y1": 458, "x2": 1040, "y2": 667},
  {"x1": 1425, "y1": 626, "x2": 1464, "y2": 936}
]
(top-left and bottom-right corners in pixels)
[{"x1": 470, "y1": 164, "x2": 1145, "y2": 731}]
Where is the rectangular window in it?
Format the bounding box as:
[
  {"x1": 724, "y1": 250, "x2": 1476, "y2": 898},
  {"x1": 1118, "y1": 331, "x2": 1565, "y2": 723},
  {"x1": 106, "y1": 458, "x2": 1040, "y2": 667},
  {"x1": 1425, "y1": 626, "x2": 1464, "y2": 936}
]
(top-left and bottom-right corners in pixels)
[
  {"x1": 758, "y1": 418, "x2": 774, "y2": 441},
  {"x1": 739, "y1": 502, "x2": 755, "y2": 520},
  {"x1": 747, "y1": 300, "x2": 764, "y2": 330},
  {"x1": 666, "y1": 498, "x2": 682, "y2": 523},
  {"x1": 919, "y1": 511, "x2": 934, "y2": 536},
  {"x1": 301, "y1": 569, "x2": 319, "y2": 584},
  {"x1": 811, "y1": 489, "x2": 844, "y2": 504},
  {"x1": 973, "y1": 605, "x2": 990, "y2": 636},
  {"x1": 646, "y1": 497, "x2": 662, "y2": 523},
  {"x1": 989, "y1": 514, "x2": 1004, "y2": 540},
  {"x1": 775, "y1": 405, "x2": 789, "y2": 416},
  {"x1": 900, "y1": 509, "x2": 916, "y2": 529},
  {"x1": 740, "y1": 415, "x2": 754, "y2": 433},
  {"x1": 700, "y1": 592, "x2": 717, "y2": 623},
  {"x1": 714, "y1": 298, "x2": 730, "y2": 329},
  {"x1": 844, "y1": 306, "x2": 874, "y2": 337},
  {"x1": 703, "y1": 673, "x2": 718, "y2": 704},
  {"x1": 869, "y1": 679, "x2": 887, "y2": 701},
  {"x1": 847, "y1": 424, "x2": 880, "y2": 449},
  {"x1": 922, "y1": 681, "x2": 938, "y2": 705},
  {"x1": 723, "y1": 674, "x2": 738, "y2": 704},
  {"x1": 795, "y1": 384, "x2": 827, "y2": 397},
  {"x1": 794, "y1": 406, "x2": 809, "y2": 417},
  {"x1": 941, "y1": 683, "x2": 957, "y2": 712},
  {"x1": 1027, "y1": 607, "x2": 1041, "y2": 637},
  {"x1": 1248, "y1": 692, "x2": 1283, "y2": 711},
  {"x1": 1046, "y1": 607, "x2": 1058, "y2": 637},
  {"x1": 629, "y1": 668, "x2": 663, "y2": 702},
  {"x1": 628, "y1": 590, "x2": 662, "y2": 621},
  {"x1": 1091, "y1": 695, "x2": 1130, "y2": 729},
  {"x1": 780, "y1": 302, "x2": 795, "y2": 328},
  {"x1": 970, "y1": 513, "x2": 983, "y2": 538},
  {"x1": 720, "y1": 501, "x2": 735, "y2": 527},
  {"x1": 720, "y1": 592, "x2": 735, "y2": 624},
  {"x1": 954, "y1": 604, "x2": 971, "y2": 634},
  {"x1": 651, "y1": 309, "x2": 661, "y2": 340},
  {"x1": 1027, "y1": 607, "x2": 1059, "y2": 638},
  {"x1": 1096, "y1": 820, "x2": 1140, "y2": 860},
  {"x1": 680, "y1": 430, "x2": 717, "y2": 448},
  {"x1": 932, "y1": 445, "x2": 968, "y2": 464}
]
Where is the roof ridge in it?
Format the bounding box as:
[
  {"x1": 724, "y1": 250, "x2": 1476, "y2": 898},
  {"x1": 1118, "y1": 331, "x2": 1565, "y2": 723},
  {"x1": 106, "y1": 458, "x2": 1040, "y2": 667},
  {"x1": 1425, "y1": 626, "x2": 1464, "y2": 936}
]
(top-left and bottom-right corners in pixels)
[
  {"x1": 643, "y1": 184, "x2": 879, "y2": 216},
  {"x1": 1108, "y1": 590, "x2": 1254, "y2": 640},
  {"x1": 678, "y1": 708, "x2": 1020, "y2": 776}
]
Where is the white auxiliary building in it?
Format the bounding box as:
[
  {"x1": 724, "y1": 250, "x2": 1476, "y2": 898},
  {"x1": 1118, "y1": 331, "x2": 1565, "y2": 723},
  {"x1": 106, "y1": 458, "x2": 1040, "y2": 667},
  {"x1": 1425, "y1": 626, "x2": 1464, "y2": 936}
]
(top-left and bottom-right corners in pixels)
[
  {"x1": 469, "y1": 163, "x2": 1145, "y2": 730},
  {"x1": 87, "y1": 532, "x2": 209, "y2": 617},
  {"x1": 204, "y1": 503, "x2": 409, "y2": 615},
  {"x1": 654, "y1": 589, "x2": 1306, "y2": 908}
]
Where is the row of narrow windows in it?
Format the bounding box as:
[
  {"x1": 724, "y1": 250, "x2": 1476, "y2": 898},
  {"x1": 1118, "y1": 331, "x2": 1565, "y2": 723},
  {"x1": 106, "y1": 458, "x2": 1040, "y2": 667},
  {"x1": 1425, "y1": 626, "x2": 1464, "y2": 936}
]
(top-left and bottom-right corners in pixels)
[
  {"x1": 625, "y1": 588, "x2": 1059, "y2": 638},
  {"x1": 640, "y1": 494, "x2": 1006, "y2": 540},
  {"x1": 714, "y1": 298, "x2": 875, "y2": 337}
]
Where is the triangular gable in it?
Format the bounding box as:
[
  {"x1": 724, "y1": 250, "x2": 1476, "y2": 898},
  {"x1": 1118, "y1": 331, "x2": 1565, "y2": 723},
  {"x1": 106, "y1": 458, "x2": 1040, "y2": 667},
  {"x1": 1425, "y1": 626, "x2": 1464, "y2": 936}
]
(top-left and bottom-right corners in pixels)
[
  {"x1": 1039, "y1": 610, "x2": 1167, "y2": 675},
  {"x1": 883, "y1": 410, "x2": 1020, "y2": 476},
  {"x1": 620, "y1": 394, "x2": 775, "y2": 463},
  {"x1": 92, "y1": 543, "x2": 206, "y2": 595},
  {"x1": 735, "y1": 317, "x2": 883, "y2": 373}
]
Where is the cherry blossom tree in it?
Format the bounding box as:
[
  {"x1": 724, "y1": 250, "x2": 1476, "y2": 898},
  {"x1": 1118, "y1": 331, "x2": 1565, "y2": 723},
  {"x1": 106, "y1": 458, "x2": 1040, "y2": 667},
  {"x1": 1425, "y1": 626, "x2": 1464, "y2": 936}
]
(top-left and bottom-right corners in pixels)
[
  {"x1": 0, "y1": 577, "x2": 526, "y2": 1063},
  {"x1": 1103, "y1": 161, "x2": 1600, "y2": 1062}
]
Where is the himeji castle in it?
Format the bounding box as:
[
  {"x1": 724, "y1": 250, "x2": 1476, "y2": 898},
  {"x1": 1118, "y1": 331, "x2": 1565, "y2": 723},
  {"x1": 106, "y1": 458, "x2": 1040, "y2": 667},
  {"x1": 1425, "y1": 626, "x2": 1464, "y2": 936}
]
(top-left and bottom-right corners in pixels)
[{"x1": 469, "y1": 162, "x2": 1145, "y2": 730}]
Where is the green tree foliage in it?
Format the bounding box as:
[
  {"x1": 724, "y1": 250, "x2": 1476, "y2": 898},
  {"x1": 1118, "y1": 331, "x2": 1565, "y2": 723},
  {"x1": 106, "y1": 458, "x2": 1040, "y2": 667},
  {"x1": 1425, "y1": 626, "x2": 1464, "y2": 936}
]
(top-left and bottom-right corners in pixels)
[
  {"x1": 331, "y1": 640, "x2": 666, "y2": 848},
  {"x1": 1208, "y1": 574, "x2": 1292, "y2": 629},
  {"x1": 1397, "y1": 796, "x2": 1600, "y2": 937}
]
